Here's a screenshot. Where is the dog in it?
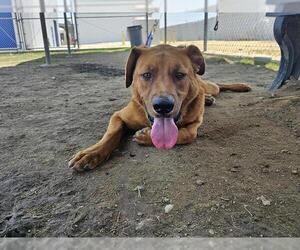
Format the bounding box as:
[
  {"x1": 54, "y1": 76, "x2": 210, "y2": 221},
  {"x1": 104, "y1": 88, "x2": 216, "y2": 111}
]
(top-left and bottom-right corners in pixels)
[{"x1": 68, "y1": 44, "x2": 251, "y2": 171}]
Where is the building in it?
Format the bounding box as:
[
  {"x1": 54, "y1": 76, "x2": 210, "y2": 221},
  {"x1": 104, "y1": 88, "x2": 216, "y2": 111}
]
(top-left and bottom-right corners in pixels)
[{"x1": 0, "y1": 0, "x2": 157, "y2": 50}]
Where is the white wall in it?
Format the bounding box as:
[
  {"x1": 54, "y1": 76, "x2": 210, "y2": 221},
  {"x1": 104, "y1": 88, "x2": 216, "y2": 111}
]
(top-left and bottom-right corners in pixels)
[
  {"x1": 21, "y1": 13, "x2": 59, "y2": 49},
  {"x1": 76, "y1": 16, "x2": 135, "y2": 44}
]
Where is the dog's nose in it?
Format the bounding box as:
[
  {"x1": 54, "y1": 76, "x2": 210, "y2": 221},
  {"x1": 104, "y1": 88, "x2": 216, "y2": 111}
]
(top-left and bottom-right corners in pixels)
[{"x1": 152, "y1": 95, "x2": 175, "y2": 115}]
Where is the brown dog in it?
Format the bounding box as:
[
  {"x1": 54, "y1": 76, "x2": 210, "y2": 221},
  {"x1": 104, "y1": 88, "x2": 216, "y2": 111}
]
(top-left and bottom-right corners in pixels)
[{"x1": 68, "y1": 44, "x2": 250, "y2": 171}]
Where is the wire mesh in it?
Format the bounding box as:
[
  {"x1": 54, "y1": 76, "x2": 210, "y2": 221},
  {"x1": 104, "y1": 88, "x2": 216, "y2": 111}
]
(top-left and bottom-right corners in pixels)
[
  {"x1": 165, "y1": 12, "x2": 279, "y2": 60},
  {"x1": 0, "y1": 9, "x2": 280, "y2": 61}
]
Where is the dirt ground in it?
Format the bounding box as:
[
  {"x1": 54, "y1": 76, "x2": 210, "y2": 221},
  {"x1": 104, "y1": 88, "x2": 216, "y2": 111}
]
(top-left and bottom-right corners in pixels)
[{"x1": 0, "y1": 50, "x2": 299, "y2": 237}]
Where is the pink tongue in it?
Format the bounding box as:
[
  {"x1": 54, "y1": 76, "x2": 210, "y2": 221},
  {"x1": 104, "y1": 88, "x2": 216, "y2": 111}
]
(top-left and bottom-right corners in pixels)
[{"x1": 150, "y1": 117, "x2": 178, "y2": 149}]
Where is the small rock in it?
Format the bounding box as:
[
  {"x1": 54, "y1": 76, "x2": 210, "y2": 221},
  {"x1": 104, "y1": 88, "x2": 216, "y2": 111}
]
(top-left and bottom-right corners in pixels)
[
  {"x1": 281, "y1": 149, "x2": 291, "y2": 154},
  {"x1": 257, "y1": 195, "x2": 271, "y2": 206},
  {"x1": 129, "y1": 152, "x2": 136, "y2": 157},
  {"x1": 164, "y1": 204, "x2": 174, "y2": 214},
  {"x1": 145, "y1": 154, "x2": 149, "y2": 158},
  {"x1": 230, "y1": 168, "x2": 239, "y2": 172},
  {"x1": 108, "y1": 98, "x2": 117, "y2": 101},
  {"x1": 51, "y1": 76, "x2": 56, "y2": 80},
  {"x1": 220, "y1": 197, "x2": 230, "y2": 202},
  {"x1": 208, "y1": 229, "x2": 215, "y2": 235},
  {"x1": 132, "y1": 160, "x2": 141, "y2": 165},
  {"x1": 134, "y1": 185, "x2": 144, "y2": 191},
  {"x1": 262, "y1": 168, "x2": 269, "y2": 173},
  {"x1": 135, "y1": 219, "x2": 153, "y2": 231},
  {"x1": 291, "y1": 169, "x2": 298, "y2": 175},
  {"x1": 137, "y1": 212, "x2": 143, "y2": 216},
  {"x1": 196, "y1": 180, "x2": 205, "y2": 186},
  {"x1": 134, "y1": 185, "x2": 145, "y2": 197},
  {"x1": 162, "y1": 197, "x2": 170, "y2": 203}
]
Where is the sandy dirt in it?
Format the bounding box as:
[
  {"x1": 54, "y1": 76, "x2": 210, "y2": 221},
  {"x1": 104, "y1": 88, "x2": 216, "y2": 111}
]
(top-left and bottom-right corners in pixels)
[{"x1": 0, "y1": 51, "x2": 299, "y2": 237}]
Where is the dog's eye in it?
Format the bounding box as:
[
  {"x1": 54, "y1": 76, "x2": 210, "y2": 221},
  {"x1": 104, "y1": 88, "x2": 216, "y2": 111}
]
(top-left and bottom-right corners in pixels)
[
  {"x1": 175, "y1": 72, "x2": 186, "y2": 80},
  {"x1": 142, "y1": 72, "x2": 152, "y2": 80}
]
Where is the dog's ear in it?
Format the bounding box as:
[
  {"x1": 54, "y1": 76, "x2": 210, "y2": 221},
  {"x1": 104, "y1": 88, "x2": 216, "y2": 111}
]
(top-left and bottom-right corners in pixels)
[
  {"x1": 185, "y1": 45, "x2": 205, "y2": 75},
  {"x1": 125, "y1": 47, "x2": 143, "y2": 88}
]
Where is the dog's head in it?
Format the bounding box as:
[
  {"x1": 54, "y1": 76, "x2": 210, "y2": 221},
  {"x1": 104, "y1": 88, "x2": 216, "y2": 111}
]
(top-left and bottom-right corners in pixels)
[{"x1": 125, "y1": 44, "x2": 205, "y2": 149}]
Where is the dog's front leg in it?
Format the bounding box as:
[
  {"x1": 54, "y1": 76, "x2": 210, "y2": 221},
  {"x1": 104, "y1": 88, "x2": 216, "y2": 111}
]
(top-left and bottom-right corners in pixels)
[
  {"x1": 176, "y1": 118, "x2": 203, "y2": 144},
  {"x1": 68, "y1": 111, "x2": 126, "y2": 171},
  {"x1": 69, "y1": 100, "x2": 148, "y2": 171}
]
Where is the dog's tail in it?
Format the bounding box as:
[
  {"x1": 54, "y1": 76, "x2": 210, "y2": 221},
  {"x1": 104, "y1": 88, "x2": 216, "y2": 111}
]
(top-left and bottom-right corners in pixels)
[{"x1": 217, "y1": 83, "x2": 251, "y2": 92}]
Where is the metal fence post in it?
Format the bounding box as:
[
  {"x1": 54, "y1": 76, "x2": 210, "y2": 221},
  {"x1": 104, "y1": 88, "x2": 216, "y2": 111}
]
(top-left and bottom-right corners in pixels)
[
  {"x1": 63, "y1": 0, "x2": 71, "y2": 54},
  {"x1": 64, "y1": 12, "x2": 71, "y2": 55},
  {"x1": 145, "y1": 0, "x2": 149, "y2": 37},
  {"x1": 203, "y1": 0, "x2": 208, "y2": 52},
  {"x1": 74, "y1": 12, "x2": 80, "y2": 49},
  {"x1": 39, "y1": 12, "x2": 51, "y2": 64},
  {"x1": 39, "y1": 0, "x2": 51, "y2": 64},
  {"x1": 19, "y1": 13, "x2": 27, "y2": 50},
  {"x1": 14, "y1": 13, "x2": 22, "y2": 50},
  {"x1": 164, "y1": 0, "x2": 167, "y2": 44}
]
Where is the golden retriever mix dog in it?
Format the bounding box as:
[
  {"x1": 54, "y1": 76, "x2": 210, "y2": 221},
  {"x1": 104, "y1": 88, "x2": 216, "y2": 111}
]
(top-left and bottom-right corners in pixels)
[{"x1": 69, "y1": 44, "x2": 251, "y2": 171}]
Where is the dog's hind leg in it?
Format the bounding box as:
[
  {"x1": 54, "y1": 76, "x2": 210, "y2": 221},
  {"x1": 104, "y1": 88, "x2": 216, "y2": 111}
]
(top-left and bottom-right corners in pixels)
[
  {"x1": 217, "y1": 83, "x2": 251, "y2": 92},
  {"x1": 205, "y1": 95, "x2": 216, "y2": 106},
  {"x1": 200, "y1": 80, "x2": 219, "y2": 106},
  {"x1": 201, "y1": 80, "x2": 220, "y2": 96}
]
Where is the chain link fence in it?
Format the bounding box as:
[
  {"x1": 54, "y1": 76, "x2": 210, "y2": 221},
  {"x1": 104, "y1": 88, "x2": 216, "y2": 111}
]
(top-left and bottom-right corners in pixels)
[
  {"x1": 0, "y1": 11, "x2": 280, "y2": 61},
  {"x1": 166, "y1": 12, "x2": 280, "y2": 60}
]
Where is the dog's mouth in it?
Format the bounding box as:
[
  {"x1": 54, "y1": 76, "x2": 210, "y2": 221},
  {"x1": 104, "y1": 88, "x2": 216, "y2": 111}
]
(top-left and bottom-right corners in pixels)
[
  {"x1": 147, "y1": 113, "x2": 180, "y2": 150},
  {"x1": 147, "y1": 113, "x2": 180, "y2": 125}
]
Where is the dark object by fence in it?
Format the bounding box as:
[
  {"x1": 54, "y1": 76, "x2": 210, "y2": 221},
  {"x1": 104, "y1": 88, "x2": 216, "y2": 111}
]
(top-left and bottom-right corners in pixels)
[
  {"x1": 64, "y1": 12, "x2": 71, "y2": 55},
  {"x1": 39, "y1": 12, "x2": 51, "y2": 65},
  {"x1": 127, "y1": 25, "x2": 143, "y2": 47},
  {"x1": 267, "y1": 13, "x2": 300, "y2": 90}
]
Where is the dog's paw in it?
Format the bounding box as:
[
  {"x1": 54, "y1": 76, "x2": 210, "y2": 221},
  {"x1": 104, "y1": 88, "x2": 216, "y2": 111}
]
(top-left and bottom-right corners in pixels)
[
  {"x1": 133, "y1": 127, "x2": 153, "y2": 145},
  {"x1": 205, "y1": 95, "x2": 216, "y2": 106},
  {"x1": 68, "y1": 148, "x2": 108, "y2": 172}
]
